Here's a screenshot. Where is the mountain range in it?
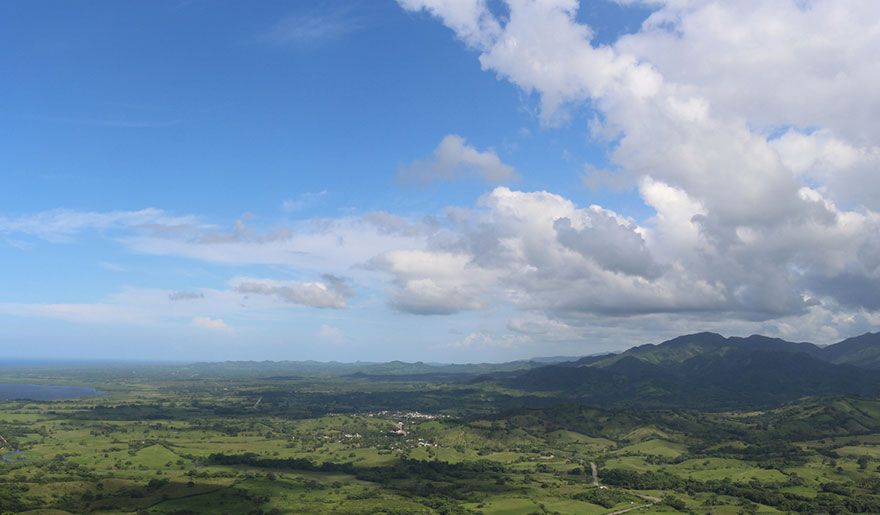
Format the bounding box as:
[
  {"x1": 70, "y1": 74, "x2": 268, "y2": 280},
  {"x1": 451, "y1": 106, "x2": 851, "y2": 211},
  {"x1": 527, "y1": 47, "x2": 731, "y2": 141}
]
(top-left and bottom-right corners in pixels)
[
  {"x1": 485, "y1": 331, "x2": 880, "y2": 409},
  {"x1": 176, "y1": 331, "x2": 880, "y2": 410},
  {"x1": 582, "y1": 331, "x2": 880, "y2": 368}
]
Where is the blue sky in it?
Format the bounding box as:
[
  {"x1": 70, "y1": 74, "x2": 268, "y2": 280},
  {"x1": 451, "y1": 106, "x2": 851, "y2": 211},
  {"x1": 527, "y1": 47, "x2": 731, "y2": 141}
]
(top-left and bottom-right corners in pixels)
[{"x1": 2, "y1": 1, "x2": 879, "y2": 361}]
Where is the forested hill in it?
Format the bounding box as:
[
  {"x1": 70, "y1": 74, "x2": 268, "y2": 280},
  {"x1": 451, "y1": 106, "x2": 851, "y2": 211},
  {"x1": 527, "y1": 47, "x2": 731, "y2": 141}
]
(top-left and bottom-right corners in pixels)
[
  {"x1": 584, "y1": 331, "x2": 880, "y2": 369},
  {"x1": 485, "y1": 331, "x2": 880, "y2": 410}
]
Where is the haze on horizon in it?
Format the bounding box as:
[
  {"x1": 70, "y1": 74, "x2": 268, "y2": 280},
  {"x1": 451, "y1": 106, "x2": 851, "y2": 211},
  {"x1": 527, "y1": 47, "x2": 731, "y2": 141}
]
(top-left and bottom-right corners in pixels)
[{"x1": 2, "y1": 0, "x2": 879, "y2": 362}]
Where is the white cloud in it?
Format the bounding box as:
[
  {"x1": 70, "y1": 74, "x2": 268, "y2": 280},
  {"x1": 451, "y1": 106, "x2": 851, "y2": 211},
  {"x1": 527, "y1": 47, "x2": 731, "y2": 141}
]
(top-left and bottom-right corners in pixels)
[
  {"x1": 233, "y1": 275, "x2": 353, "y2": 309},
  {"x1": 397, "y1": 0, "x2": 878, "y2": 223},
  {"x1": 555, "y1": 208, "x2": 660, "y2": 279},
  {"x1": 450, "y1": 331, "x2": 530, "y2": 349},
  {"x1": 261, "y1": 8, "x2": 361, "y2": 46},
  {"x1": 0, "y1": 284, "x2": 345, "y2": 331},
  {"x1": 282, "y1": 191, "x2": 328, "y2": 212},
  {"x1": 399, "y1": 134, "x2": 518, "y2": 184},
  {"x1": 396, "y1": 0, "x2": 880, "y2": 335},
  {"x1": 771, "y1": 129, "x2": 880, "y2": 211},
  {"x1": 0, "y1": 302, "x2": 151, "y2": 326},
  {"x1": 365, "y1": 187, "x2": 727, "y2": 318},
  {"x1": 398, "y1": 0, "x2": 500, "y2": 49},
  {"x1": 317, "y1": 324, "x2": 346, "y2": 344},
  {"x1": 638, "y1": 177, "x2": 706, "y2": 261},
  {"x1": 616, "y1": 1, "x2": 880, "y2": 143},
  {"x1": 0, "y1": 208, "x2": 201, "y2": 243},
  {"x1": 98, "y1": 261, "x2": 126, "y2": 272},
  {"x1": 368, "y1": 249, "x2": 492, "y2": 314},
  {"x1": 507, "y1": 314, "x2": 582, "y2": 341},
  {"x1": 121, "y1": 216, "x2": 426, "y2": 277},
  {"x1": 8, "y1": 0, "x2": 880, "y2": 350},
  {"x1": 192, "y1": 316, "x2": 233, "y2": 334}
]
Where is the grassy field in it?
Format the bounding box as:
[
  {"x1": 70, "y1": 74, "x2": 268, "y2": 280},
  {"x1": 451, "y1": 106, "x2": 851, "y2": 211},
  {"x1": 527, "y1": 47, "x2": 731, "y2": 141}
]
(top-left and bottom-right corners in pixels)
[{"x1": 1, "y1": 367, "x2": 880, "y2": 513}]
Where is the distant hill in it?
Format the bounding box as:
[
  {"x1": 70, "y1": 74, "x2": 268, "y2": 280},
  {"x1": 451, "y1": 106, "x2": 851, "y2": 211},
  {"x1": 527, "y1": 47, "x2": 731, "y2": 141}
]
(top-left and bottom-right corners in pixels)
[
  {"x1": 180, "y1": 357, "x2": 561, "y2": 379},
  {"x1": 821, "y1": 332, "x2": 880, "y2": 369},
  {"x1": 175, "y1": 330, "x2": 880, "y2": 410},
  {"x1": 587, "y1": 332, "x2": 824, "y2": 368},
  {"x1": 495, "y1": 349, "x2": 880, "y2": 409},
  {"x1": 578, "y1": 331, "x2": 880, "y2": 371},
  {"x1": 485, "y1": 331, "x2": 880, "y2": 409}
]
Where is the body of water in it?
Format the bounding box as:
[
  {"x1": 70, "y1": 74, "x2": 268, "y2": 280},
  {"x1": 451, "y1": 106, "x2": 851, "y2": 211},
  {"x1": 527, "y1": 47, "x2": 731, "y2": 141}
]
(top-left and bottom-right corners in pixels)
[{"x1": 0, "y1": 383, "x2": 102, "y2": 401}]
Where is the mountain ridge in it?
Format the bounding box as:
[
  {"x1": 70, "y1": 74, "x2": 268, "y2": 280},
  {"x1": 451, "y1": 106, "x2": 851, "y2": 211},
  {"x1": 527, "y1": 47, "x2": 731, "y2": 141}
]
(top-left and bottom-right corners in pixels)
[
  {"x1": 586, "y1": 331, "x2": 878, "y2": 369},
  {"x1": 477, "y1": 331, "x2": 880, "y2": 410}
]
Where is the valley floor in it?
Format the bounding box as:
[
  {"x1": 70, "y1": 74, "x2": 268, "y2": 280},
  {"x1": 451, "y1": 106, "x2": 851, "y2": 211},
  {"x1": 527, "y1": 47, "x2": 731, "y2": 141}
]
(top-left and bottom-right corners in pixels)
[{"x1": 1, "y1": 367, "x2": 879, "y2": 514}]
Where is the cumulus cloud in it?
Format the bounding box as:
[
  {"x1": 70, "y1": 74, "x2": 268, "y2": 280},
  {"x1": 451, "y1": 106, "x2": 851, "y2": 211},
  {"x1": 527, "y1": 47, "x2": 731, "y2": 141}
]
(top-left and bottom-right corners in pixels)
[
  {"x1": 396, "y1": 0, "x2": 880, "y2": 339},
  {"x1": 233, "y1": 275, "x2": 353, "y2": 309},
  {"x1": 398, "y1": 0, "x2": 500, "y2": 49},
  {"x1": 398, "y1": 0, "x2": 873, "y2": 224},
  {"x1": 367, "y1": 250, "x2": 491, "y2": 314},
  {"x1": 771, "y1": 129, "x2": 880, "y2": 211},
  {"x1": 554, "y1": 211, "x2": 660, "y2": 279},
  {"x1": 399, "y1": 134, "x2": 518, "y2": 184},
  {"x1": 615, "y1": 1, "x2": 880, "y2": 143},
  {"x1": 366, "y1": 187, "x2": 727, "y2": 318}
]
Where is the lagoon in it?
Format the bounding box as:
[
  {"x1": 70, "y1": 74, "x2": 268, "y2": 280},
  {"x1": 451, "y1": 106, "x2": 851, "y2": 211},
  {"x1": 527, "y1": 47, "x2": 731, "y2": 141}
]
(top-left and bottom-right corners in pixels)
[{"x1": 0, "y1": 383, "x2": 102, "y2": 401}]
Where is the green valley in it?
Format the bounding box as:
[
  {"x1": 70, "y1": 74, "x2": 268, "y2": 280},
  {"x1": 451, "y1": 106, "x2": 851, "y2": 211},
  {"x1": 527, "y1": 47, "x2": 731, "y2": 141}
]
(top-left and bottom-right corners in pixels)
[{"x1": 2, "y1": 332, "x2": 880, "y2": 513}]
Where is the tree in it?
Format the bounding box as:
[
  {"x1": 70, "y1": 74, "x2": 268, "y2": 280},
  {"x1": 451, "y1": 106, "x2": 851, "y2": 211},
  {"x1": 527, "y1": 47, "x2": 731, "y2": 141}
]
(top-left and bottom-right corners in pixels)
[{"x1": 662, "y1": 494, "x2": 687, "y2": 511}]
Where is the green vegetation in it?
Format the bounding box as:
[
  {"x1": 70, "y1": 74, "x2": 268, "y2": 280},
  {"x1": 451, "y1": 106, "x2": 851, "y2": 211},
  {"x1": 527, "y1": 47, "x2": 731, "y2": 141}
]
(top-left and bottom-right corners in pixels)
[{"x1": 2, "y1": 332, "x2": 880, "y2": 513}]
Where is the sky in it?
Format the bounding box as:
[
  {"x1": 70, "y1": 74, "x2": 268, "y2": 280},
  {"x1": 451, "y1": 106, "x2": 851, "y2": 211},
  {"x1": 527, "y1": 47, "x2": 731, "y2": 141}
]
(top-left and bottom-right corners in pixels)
[{"x1": 2, "y1": 0, "x2": 880, "y2": 362}]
